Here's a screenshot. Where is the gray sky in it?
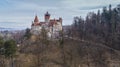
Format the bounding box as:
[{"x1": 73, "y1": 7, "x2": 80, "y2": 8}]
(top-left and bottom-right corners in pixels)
[{"x1": 0, "y1": 0, "x2": 120, "y2": 29}]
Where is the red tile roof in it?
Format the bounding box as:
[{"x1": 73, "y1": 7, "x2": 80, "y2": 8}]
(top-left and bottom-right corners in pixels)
[
  {"x1": 32, "y1": 12, "x2": 62, "y2": 27},
  {"x1": 34, "y1": 15, "x2": 39, "y2": 22}
]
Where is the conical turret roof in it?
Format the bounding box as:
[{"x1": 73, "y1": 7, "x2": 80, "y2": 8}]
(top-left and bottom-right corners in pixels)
[
  {"x1": 45, "y1": 11, "x2": 50, "y2": 16},
  {"x1": 34, "y1": 15, "x2": 39, "y2": 22}
]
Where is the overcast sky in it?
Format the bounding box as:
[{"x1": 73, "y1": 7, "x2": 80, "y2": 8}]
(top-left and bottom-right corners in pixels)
[{"x1": 0, "y1": 0, "x2": 120, "y2": 29}]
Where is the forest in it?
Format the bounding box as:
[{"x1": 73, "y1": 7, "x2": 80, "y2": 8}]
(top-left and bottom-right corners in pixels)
[{"x1": 68, "y1": 4, "x2": 120, "y2": 50}]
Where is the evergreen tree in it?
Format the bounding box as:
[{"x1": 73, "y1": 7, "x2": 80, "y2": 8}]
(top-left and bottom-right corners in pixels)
[
  {"x1": 4, "y1": 40, "x2": 17, "y2": 58},
  {"x1": 24, "y1": 28, "x2": 31, "y2": 39},
  {"x1": 4, "y1": 39, "x2": 17, "y2": 67},
  {"x1": 0, "y1": 37, "x2": 4, "y2": 55}
]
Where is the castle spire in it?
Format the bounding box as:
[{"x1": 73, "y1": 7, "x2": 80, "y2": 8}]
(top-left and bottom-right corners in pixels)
[
  {"x1": 34, "y1": 15, "x2": 39, "y2": 22},
  {"x1": 45, "y1": 11, "x2": 50, "y2": 22},
  {"x1": 45, "y1": 11, "x2": 50, "y2": 16}
]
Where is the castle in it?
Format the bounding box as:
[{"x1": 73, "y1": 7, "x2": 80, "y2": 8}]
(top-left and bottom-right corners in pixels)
[{"x1": 31, "y1": 12, "x2": 62, "y2": 38}]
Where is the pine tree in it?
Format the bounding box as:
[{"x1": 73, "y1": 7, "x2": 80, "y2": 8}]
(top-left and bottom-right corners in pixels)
[{"x1": 4, "y1": 39, "x2": 17, "y2": 67}]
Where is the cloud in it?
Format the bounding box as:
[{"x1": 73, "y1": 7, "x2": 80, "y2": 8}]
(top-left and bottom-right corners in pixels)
[
  {"x1": 60, "y1": 0, "x2": 120, "y2": 12},
  {"x1": 0, "y1": 0, "x2": 120, "y2": 29}
]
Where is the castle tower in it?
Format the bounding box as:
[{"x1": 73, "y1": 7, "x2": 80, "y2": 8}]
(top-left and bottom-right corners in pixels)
[
  {"x1": 45, "y1": 11, "x2": 50, "y2": 22},
  {"x1": 34, "y1": 15, "x2": 39, "y2": 23},
  {"x1": 59, "y1": 17, "x2": 62, "y2": 23},
  {"x1": 33, "y1": 15, "x2": 39, "y2": 26}
]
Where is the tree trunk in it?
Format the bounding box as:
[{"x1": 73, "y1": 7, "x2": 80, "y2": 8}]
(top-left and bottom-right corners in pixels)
[{"x1": 10, "y1": 57, "x2": 14, "y2": 67}]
